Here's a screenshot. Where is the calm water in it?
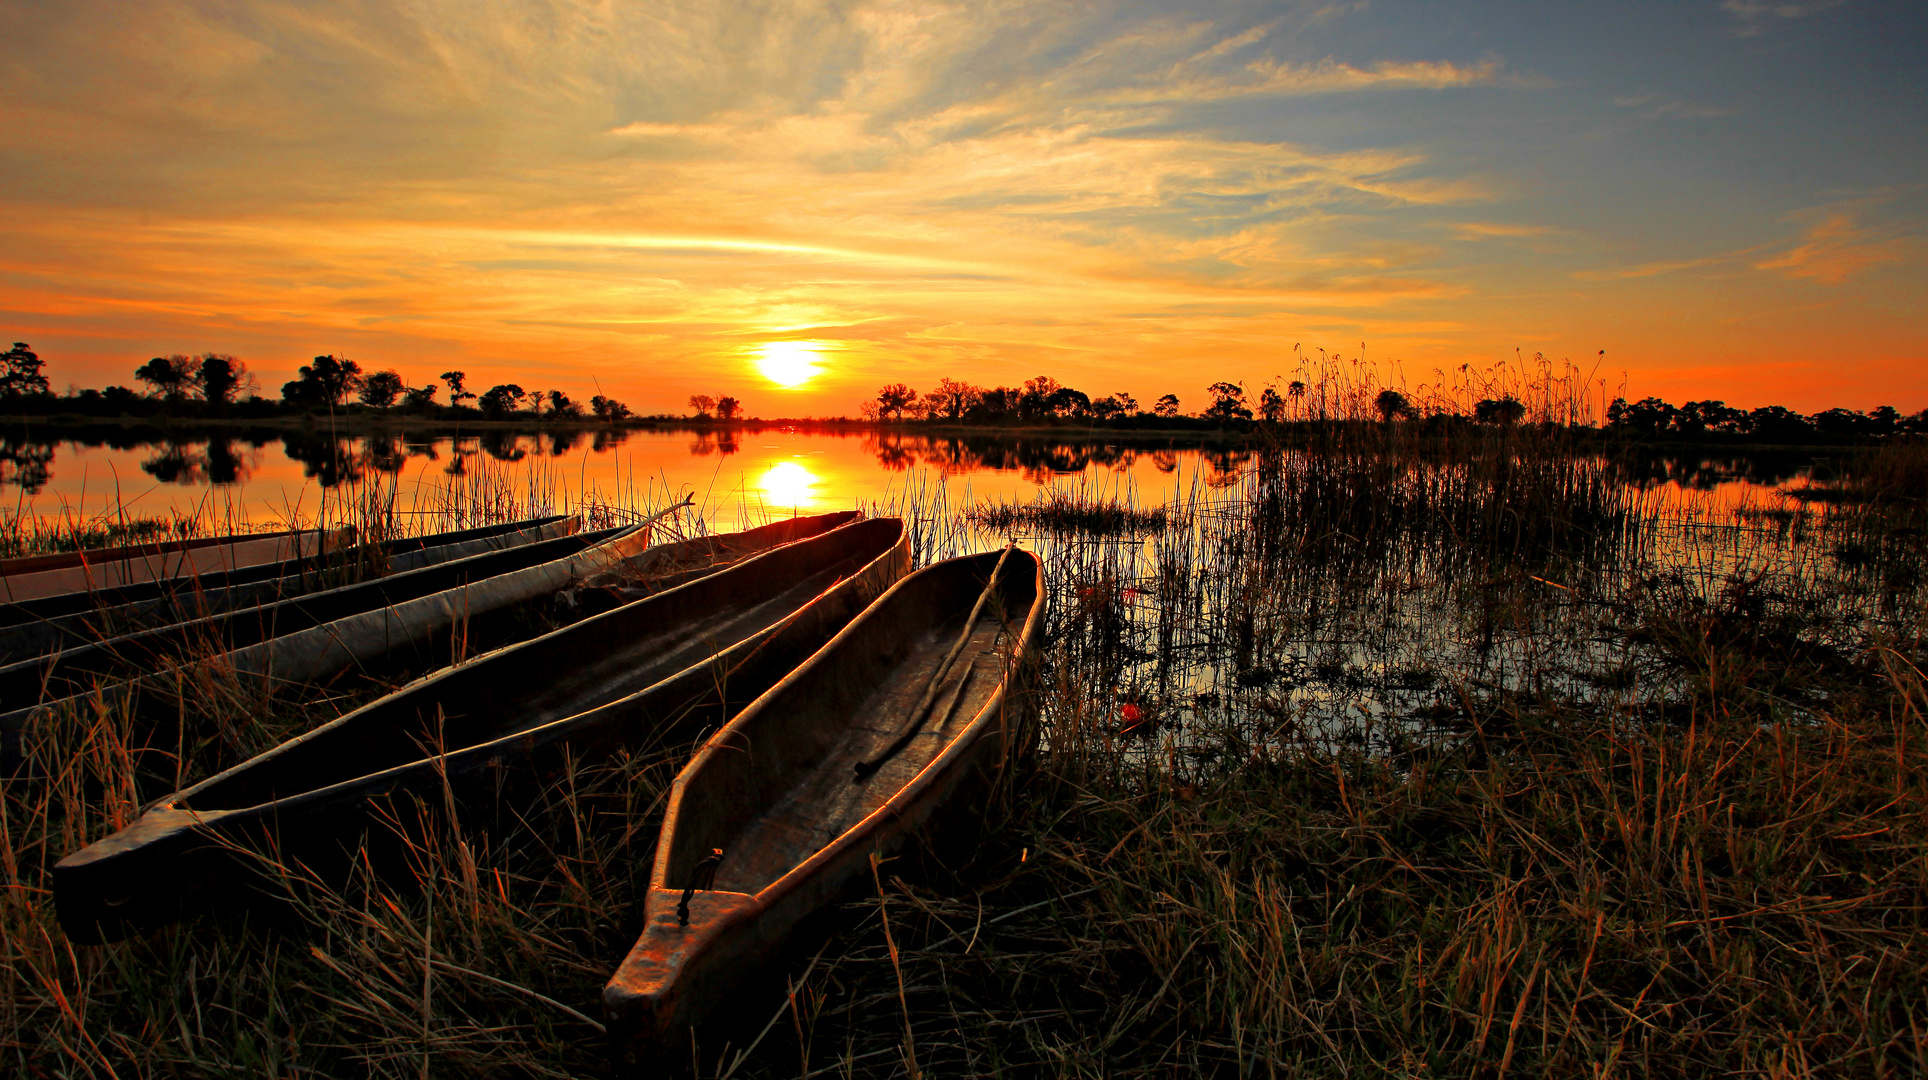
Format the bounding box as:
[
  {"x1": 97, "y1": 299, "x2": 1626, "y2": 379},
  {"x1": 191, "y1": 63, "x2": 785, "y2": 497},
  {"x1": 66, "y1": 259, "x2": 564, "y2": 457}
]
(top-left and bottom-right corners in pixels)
[{"x1": 1, "y1": 425, "x2": 1817, "y2": 534}]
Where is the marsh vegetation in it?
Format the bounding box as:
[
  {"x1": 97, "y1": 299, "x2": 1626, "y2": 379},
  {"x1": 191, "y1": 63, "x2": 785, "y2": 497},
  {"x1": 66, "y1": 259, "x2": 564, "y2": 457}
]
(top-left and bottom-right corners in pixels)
[{"x1": 1, "y1": 412, "x2": 1924, "y2": 1077}]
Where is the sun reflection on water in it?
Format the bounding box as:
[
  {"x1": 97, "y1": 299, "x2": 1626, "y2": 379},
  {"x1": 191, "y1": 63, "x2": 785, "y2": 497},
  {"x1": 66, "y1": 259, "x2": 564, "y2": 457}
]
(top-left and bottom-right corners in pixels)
[{"x1": 757, "y1": 460, "x2": 819, "y2": 508}]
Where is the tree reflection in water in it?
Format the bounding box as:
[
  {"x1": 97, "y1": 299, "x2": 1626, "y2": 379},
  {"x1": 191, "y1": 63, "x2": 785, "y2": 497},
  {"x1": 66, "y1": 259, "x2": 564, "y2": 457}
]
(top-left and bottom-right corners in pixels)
[
  {"x1": 687, "y1": 431, "x2": 738, "y2": 457},
  {"x1": 863, "y1": 432, "x2": 1251, "y2": 487},
  {"x1": 1, "y1": 438, "x2": 54, "y2": 494}
]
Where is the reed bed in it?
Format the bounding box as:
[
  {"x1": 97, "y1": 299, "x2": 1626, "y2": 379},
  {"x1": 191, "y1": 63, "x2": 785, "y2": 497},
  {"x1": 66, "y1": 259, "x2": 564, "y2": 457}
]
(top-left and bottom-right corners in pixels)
[{"x1": 1, "y1": 432, "x2": 1924, "y2": 1077}]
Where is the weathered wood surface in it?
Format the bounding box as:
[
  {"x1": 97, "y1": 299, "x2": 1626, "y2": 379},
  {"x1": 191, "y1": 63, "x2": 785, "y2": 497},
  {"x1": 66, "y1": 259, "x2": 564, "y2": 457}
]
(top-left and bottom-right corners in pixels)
[
  {"x1": 54, "y1": 516, "x2": 911, "y2": 943},
  {"x1": 602, "y1": 547, "x2": 1046, "y2": 1067},
  {"x1": 0, "y1": 515, "x2": 577, "y2": 664},
  {"x1": 0, "y1": 528, "x2": 346, "y2": 603}
]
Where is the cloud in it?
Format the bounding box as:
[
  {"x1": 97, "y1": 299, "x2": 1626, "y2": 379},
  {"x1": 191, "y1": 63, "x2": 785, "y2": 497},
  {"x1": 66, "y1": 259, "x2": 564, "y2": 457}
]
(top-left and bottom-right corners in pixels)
[
  {"x1": 1611, "y1": 93, "x2": 1734, "y2": 120},
  {"x1": 1720, "y1": 0, "x2": 1852, "y2": 36},
  {"x1": 1753, "y1": 212, "x2": 1914, "y2": 284}
]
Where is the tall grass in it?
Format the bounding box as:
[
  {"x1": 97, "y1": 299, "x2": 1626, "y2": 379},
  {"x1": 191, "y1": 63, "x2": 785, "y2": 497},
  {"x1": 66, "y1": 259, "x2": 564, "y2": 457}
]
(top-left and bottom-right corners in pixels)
[{"x1": 1, "y1": 432, "x2": 1923, "y2": 1076}]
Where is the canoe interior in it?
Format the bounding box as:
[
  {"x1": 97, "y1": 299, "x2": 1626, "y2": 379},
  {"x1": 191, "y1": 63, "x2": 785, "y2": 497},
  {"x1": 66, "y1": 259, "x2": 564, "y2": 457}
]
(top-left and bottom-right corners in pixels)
[
  {"x1": 171, "y1": 516, "x2": 906, "y2": 811},
  {"x1": 665, "y1": 548, "x2": 1041, "y2": 898}
]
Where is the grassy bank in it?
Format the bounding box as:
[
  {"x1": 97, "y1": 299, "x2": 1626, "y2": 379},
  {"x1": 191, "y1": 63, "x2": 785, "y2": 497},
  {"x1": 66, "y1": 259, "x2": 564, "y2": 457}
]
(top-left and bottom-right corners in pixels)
[{"x1": 2, "y1": 428, "x2": 1924, "y2": 1076}]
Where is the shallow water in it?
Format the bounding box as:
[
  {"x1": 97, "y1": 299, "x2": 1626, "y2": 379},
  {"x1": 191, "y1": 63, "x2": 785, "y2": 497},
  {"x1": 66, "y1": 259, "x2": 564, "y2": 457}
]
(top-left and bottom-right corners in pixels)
[{"x1": 2, "y1": 425, "x2": 1816, "y2": 535}]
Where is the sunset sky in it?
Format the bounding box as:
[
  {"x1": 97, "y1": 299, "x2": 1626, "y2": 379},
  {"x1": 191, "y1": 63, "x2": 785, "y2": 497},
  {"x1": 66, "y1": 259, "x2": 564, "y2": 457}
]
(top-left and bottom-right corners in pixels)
[{"x1": 1, "y1": 0, "x2": 1922, "y2": 416}]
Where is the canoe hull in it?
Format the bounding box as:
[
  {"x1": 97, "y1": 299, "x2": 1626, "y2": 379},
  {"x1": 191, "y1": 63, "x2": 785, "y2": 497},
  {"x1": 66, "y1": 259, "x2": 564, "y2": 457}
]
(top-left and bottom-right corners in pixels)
[{"x1": 602, "y1": 548, "x2": 1046, "y2": 1068}]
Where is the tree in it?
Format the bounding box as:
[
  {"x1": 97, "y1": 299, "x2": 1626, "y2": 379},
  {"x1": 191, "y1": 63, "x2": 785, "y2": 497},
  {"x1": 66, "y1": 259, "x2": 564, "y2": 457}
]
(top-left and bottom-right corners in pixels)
[
  {"x1": 0, "y1": 343, "x2": 50, "y2": 399},
  {"x1": 1019, "y1": 376, "x2": 1062, "y2": 420},
  {"x1": 196, "y1": 354, "x2": 251, "y2": 406},
  {"x1": 714, "y1": 395, "x2": 742, "y2": 421},
  {"x1": 1047, "y1": 386, "x2": 1091, "y2": 418},
  {"x1": 1153, "y1": 394, "x2": 1181, "y2": 419},
  {"x1": 1111, "y1": 391, "x2": 1139, "y2": 416},
  {"x1": 1373, "y1": 389, "x2": 1411, "y2": 423},
  {"x1": 875, "y1": 383, "x2": 915, "y2": 421},
  {"x1": 1259, "y1": 387, "x2": 1285, "y2": 423},
  {"x1": 441, "y1": 371, "x2": 476, "y2": 408},
  {"x1": 927, "y1": 378, "x2": 981, "y2": 421},
  {"x1": 591, "y1": 394, "x2": 631, "y2": 422},
  {"x1": 1475, "y1": 396, "x2": 1526, "y2": 426},
  {"x1": 479, "y1": 384, "x2": 527, "y2": 418},
  {"x1": 403, "y1": 384, "x2": 439, "y2": 411},
  {"x1": 548, "y1": 389, "x2": 584, "y2": 419},
  {"x1": 135, "y1": 355, "x2": 197, "y2": 402},
  {"x1": 360, "y1": 369, "x2": 406, "y2": 410},
  {"x1": 1090, "y1": 396, "x2": 1122, "y2": 421},
  {"x1": 281, "y1": 355, "x2": 364, "y2": 408},
  {"x1": 1203, "y1": 382, "x2": 1252, "y2": 423},
  {"x1": 688, "y1": 394, "x2": 717, "y2": 418}
]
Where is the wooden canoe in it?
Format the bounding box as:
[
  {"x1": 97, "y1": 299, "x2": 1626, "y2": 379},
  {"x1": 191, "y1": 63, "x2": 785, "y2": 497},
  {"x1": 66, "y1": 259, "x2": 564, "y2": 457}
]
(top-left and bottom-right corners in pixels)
[
  {"x1": 0, "y1": 514, "x2": 579, "y2": 664},
  {"x1": 53, "y1": 516, "x2": 911, "y2": 943},
  {"x1": 0, "y1": 524, "x2": 649, "y2": 707},
  {"x1": 0, "y1": 527, "x2": 349, "y2": 603},
  {"x1": 601, "y1": 546, "x2": 1046, "y2": 1065}
]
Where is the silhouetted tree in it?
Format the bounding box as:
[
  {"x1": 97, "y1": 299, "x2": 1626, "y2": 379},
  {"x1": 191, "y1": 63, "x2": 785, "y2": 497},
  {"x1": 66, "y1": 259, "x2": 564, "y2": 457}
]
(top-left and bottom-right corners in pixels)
[
  {"x1": 135, "y1": 355, "x2": 197, "y2": 403},
  {"x1": 1047, "y1": 386, "x2": 1091, "y2": 419},
  {"x1": 196, "y1": 354, "x2": 251, "y2": 407},
  {"x1": 548, "y1": 389, "x2": 585, "y2": 419},
  {"x1": 875, "y1": 384, "x2": 915, "y2": 421},
  {"x1": 403, "y1": 384, "x2": 439, "y2": 411},
  {"x1": 360, "y1": 369, "x2": 406, "y2": 410},
  {"x1": 441, "y1": 371, "x2": 476, "y2": 409},
  {"x1": 688, "y1": 394, "x2": 717, "y2": 418},
  {"x1": 1475, "y1": 396, "x2": 1526, "y2": 425},
  {"x1": 714, "y1": 395, "x2": 742, "y2": 420},
  {"x1": 591, "y1": 394, "x2": 631, "y2": 422},
  {"x1": 927, "y1": 378, "x2": 981, "y2": 421},
  {"x1": 1153, "y1": 394, "x2": 1181, "y2": 419},
  {"x1": 1, "y1": 343, "x2": 50, "y2": 399},
  {"x1": 479, "y1": 384, "x2": 527, "y2": 418},
  {"x1": 1259, "y1": 386, "x2": 1286, "y2": 423},
  {"x1": 1373, "y1": 389, "x2": 1411, "y2": 423},
  {"x1": 282, "y1": 355, "x2": 364, "y2": 408},
  {"x1": 1019, "y1": 376, "x2": 1062, "y2": 421},
  {"x1": 1203, "y1": 382, "x2": 1252, "y2": 423}
]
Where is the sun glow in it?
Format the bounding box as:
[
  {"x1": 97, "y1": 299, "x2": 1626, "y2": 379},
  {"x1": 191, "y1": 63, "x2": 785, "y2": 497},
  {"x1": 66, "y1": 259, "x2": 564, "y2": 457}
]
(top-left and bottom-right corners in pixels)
[
  {"x1": 755, "y1": 341, "x2": 825, "y2": 388},
  {"x1": 758, "y1": 460, "x2": 819, "y2": 508}
]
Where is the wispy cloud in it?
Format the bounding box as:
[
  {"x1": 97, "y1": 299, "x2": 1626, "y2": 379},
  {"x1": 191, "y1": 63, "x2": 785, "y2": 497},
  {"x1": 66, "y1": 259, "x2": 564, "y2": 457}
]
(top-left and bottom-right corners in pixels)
[
  {"x1": 1754, "y1": 211, "x2": 1914, "y2": 284},
  {"x1": 1720, "y1": 0, "x2": 1852, "y2": 36}
]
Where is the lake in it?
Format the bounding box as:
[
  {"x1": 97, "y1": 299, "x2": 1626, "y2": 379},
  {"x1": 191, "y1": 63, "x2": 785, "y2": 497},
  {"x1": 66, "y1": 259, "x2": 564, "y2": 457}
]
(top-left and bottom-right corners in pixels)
[{"x1": 0, "y1": 424, "x2": 1819, "y2": 536}]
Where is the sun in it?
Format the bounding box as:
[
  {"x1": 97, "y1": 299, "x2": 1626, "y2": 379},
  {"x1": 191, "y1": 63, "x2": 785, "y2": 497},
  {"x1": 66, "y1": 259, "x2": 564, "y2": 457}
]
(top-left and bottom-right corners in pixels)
[{"x1": 755, "y1": 341, "x2": 824, "y2": 388}]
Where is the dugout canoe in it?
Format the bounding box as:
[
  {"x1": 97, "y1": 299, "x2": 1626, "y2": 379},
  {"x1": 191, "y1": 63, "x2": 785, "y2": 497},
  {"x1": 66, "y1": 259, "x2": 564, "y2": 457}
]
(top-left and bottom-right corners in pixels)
[
  {"x1": 0, "y1": 524, "x2": 648, "y2": 707},
  {"x1": 54, "y1": 516, "x2": 911, "y2": 943},
  {"x1": 0, "y1": 527, "x2": 347, "y2": 603},
  {"x1": 602, "y1": 546, "x2": 1046, "y2": 1065},
  {"x1": 2, "y1": 511, "x2": 865, "y2": 765},
  {"x1": 0, "y1": 514, "x2": 578, "y2": 664}
]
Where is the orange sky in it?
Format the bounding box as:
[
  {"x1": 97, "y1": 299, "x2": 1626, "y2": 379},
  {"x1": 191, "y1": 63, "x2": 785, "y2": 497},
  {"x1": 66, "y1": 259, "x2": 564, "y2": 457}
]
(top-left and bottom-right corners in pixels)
[{"x1": 1, "y1": 1, "x2": 1922, "y2": 415}]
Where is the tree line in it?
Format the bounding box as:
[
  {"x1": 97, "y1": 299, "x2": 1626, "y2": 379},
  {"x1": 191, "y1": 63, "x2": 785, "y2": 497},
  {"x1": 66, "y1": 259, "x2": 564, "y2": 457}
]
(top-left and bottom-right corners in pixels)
[
  {"x1": 0, "y1": 344, "x2": 638, "y2": 423},
  {"x1": 863, "y1": 373, "x2": 1928, "y2": 443}
]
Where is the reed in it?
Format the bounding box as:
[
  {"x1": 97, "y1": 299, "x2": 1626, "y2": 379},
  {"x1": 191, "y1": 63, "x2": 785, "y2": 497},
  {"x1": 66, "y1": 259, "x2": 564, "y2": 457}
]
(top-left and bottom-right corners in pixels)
[{"x1": 1, "y1": 429, "x2": 1923, "y2": 1077}]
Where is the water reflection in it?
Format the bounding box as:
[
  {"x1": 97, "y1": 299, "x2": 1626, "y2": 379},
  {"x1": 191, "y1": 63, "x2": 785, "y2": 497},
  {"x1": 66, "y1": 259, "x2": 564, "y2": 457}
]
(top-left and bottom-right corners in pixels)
[
  {"x1": 0, "y1": 425, "x2": 1839, "y2": 531},
  {"x1": 688, "y1": 430, "x2": 739, "y2": 457},
  {"x1": 758, "y1": 461, "x2": 819, "y2": 508},
  {"x1": 863, "y1": 432, "x2": 1251, "y2": 487}
]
